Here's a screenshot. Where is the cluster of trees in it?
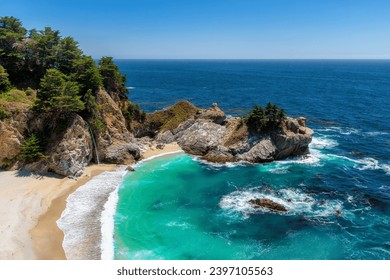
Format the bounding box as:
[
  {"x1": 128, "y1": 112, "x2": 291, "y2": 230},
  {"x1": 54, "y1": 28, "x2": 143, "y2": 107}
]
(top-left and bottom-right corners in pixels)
[
  {"x1": 0, "y1": 16, "x2": 128, "y2": 114},
  {"x1": 246, "y1": 102, "x2": 286, "y2": 132}
]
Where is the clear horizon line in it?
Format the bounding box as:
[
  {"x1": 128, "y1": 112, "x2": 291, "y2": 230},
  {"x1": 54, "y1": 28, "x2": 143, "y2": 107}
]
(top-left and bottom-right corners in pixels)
[{"x1": 98, "y1": 57, "x2": 390, "y2": 61}]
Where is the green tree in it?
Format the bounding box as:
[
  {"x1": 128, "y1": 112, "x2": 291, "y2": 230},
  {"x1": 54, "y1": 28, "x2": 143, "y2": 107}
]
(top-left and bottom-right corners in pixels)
[
  {"x1": 98, "y1": 56, "x2": 127, "y2": 98},
  {"x1": 35, "y1": 69, "x2": 84, "y2": 112},
  {"x1": 0, "y1": 64, "x2": 11, "y2": 93},
  {"x1": 0, "y1": 16, "x2": 26, "y2": 84},
  {"x1": 19, "y1": 134, "x2": 45, "y2": 162},
  {"x1": 123, "y1": 102, "x2": 146, "y2": 123},
  {"x1": 57, "y1": 36, "x2": 83, "y2": 75},
  {"x1": 71, "y1": 56, "x2": 102, "y2": 95},
  {"x1": 246, "y1": 103, "x2": 286, "y2": 132}
]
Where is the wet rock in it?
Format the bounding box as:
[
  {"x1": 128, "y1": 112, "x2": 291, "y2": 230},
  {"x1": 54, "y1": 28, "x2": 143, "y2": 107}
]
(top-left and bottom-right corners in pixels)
[
  {"x1": 126, "y1": 166, "x2": 135, "y2": 172},
  {"x1": 248, "y1": 198, "x2": 287, "y2": 212}
]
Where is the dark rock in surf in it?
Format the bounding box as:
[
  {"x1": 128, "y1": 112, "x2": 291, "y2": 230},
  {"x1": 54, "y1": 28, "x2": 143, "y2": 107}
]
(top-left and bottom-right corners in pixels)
[{"x1": 248, "y1": 198, "x2": 287, "y2": 212}]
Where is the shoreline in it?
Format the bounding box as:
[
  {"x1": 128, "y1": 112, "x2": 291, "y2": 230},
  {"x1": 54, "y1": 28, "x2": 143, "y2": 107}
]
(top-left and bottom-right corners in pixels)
[
  {"x1": 0, "y1": 142, "x2": 182, "y2": 260},
  {"x1": 30, "y1": 164, "x2": 117, "y2": 260}
]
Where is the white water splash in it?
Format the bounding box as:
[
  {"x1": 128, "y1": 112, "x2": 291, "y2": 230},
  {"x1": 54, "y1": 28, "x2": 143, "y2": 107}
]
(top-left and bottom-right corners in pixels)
[{"x1": 219, "y1": 187, "x2": 349, "y2": 219}]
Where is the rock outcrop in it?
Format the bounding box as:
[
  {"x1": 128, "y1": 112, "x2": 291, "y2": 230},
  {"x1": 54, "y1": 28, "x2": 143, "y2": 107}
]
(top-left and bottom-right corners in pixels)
[
  {"x1": 1, "y1": 97, "x2": 312, "y2": 177},
  {"x1": 25, "y1": 113, "x2": 93, "y2": 177},
  {"x1": 0, "y1": 103, "x2": 31, "y2": 169},
  {"x1": 94, "y1": 90, "x2": 140, "y2": 164},
  {"x1": 248, "y1": 198, "x2": 287, "y2": 212},
  {"x1": 156, "y1": 103, "x2": 313, "y2": 163}
]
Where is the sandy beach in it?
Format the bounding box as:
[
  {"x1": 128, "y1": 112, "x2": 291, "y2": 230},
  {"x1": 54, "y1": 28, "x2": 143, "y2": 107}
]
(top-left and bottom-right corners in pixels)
[{"x1": 0, "y1": 142, "x2": 181, "y2": 260}]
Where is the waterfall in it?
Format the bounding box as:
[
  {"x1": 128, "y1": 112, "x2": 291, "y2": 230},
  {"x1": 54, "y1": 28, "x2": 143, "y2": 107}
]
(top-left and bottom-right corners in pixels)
[{"x1": 86, "y1": 121, "x2": 100, "y2": 165}]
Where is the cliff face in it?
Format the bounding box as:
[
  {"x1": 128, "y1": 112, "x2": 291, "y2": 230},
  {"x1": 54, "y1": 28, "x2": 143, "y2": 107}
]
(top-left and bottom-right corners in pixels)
[
  {"x1": 25, "y1": 113, "x2": 93, "y2": 177},
  {"x1": 0, "y1": 90, "x2": 140, "y2": 177},
  {"x1": 0, "y1": 103, "x2": 31, "y2": 169},
  {"x1": 94, "y1": 90, "x2": 140, "y2": 164},
  {"x1": 156, "y1": 103, "x2": 313, "y2": 163},
  {"x1": 0, "y1": 97, "x2": 312, "y2": 177}
]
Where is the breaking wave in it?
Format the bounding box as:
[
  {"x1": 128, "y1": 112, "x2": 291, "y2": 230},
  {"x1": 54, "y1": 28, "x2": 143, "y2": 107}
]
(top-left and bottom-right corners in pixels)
[{"x1": 219, "y1": 187, "x2": 351, "y2": 220}]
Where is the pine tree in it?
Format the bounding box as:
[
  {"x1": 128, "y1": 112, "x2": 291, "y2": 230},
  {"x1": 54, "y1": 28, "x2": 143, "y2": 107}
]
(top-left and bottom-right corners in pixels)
[{"x1": 19, "y1": 134, "x2": 45, "y2": 162}]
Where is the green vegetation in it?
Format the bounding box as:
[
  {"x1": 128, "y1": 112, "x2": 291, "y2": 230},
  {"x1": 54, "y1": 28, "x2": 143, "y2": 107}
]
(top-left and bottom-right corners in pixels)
[
  {"x1": 34, "y1": 69, "x2": 84, "y2": 112},
  {"x1": 71, "y1": 55, "x2": 102, "y2": 96},
  {"x1": 19, "y1": 134, "x2": 45, "y2": 162},
  {"x1": 246, "y1": 102, "x2": 286, "y2": 132},
  {"x1": 123, "y1": 102, "x2": 146, "y2": 123},
  {"x1": 0, "y1": 89, "x2": 35, "y2": 104},
  {"x1": 147, "y1": 100, "x2": 198, "y2": 132},
  {"x1": 91, "y1": 118, "x2": 106, "y2": 133},
  {"x1": 0, "y1": 108, "x2": 7, "y2": 120},
  {"x1": 0, "y1": 65, "x2": 11, "y2": 93},
  {"x1": 0, "y1": 16, "x2": 140, "y2": 117},
  {"x1": 99, "y1": 56, "x2": 128, "y2": 98}
]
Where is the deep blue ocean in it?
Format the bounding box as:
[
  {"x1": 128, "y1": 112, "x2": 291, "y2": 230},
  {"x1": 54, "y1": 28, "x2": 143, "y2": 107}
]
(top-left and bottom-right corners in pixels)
[{"x1": 113, "y1": 60, "x2": 390, "y2": 259}]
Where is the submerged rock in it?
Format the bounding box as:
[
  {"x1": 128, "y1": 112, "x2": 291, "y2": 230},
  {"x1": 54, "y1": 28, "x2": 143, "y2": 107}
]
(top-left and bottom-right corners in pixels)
[{"x1": 248, "y1": 198, "x2": 287, "y2": 212}]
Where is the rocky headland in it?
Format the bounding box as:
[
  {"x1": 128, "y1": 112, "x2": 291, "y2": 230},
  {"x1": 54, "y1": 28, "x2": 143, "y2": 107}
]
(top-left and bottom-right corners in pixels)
[{"x1": 1, "y1": 92, "x2": 313, "y2": 178}]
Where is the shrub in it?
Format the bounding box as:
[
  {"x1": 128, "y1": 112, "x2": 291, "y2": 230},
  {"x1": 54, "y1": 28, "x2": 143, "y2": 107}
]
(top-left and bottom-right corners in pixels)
[
  {"x1": 91, "y1": 118, "x2": 106, "y2": 133},
  {"x1": 123, "y1": 102, "x2": 146, "y2": 123},
  {"x1": 0, "y1": 108, "x2": 7, "y2": 120},
  {"x1": 19, "y1": 134, "x2": 45, "y2": 162},
  {"x1": 0, "y1": 65, "x2": 11, "y2": 93}
]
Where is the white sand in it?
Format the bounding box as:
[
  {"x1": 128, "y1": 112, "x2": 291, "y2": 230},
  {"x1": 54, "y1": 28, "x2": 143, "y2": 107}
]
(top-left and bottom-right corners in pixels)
[
  {"x1": 0, "y1": 165, "x2": 116, "y2": 260},
  {"x1": 0, "y1": 142, "x2": 182, "y2": 260}
]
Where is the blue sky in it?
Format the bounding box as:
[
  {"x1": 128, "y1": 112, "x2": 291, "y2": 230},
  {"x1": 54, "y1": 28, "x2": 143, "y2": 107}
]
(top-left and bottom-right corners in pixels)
[{"x1": 1, "y1": 0, "x2": 390, "y2": 59}]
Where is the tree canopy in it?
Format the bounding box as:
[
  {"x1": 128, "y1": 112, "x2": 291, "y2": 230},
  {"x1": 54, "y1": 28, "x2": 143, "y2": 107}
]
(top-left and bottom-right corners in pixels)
[
  {"x1": 35, "y1": 68, "x2": 84, "y2": 112},
  {"x1": 99, "y1": 56, "x2": 128, "y2": 98},
  {"x1": 246, "y1": 102, "x2": 286, "y2": 132},
  {"x1": 0, "y1": 16, "x2": 145, "y2": 133}
]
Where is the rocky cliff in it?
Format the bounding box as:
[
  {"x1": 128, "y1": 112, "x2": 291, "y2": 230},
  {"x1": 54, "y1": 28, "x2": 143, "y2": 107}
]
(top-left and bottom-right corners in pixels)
[
  {"x1": 94, "y1": 90, "x2": 140, "y2": 164},
  {"x1": 0, "y1": 97, "x2": 312, "y2": 177},
  {"x1": 156, "y1": 103, "x2": 312, "y2": 163},
  {"x1": 0, "y1": 90, "x2": 140, "y2": 177}
]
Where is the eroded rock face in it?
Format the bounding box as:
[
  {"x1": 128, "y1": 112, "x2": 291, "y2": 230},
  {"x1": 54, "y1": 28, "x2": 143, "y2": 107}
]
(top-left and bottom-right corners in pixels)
[
  {"x1": 196, "y1": 103, "x2": 226, "y2": 125},
  {"x1": 248, "y1": 198, "x2": 287, "y2": 212},
  {"x1": 95, "y1": 90, "x2": 140, "y2": 164},
  {"x1": 0, "y1": 104, "x2": 31, "y2": 168},
  {"x1": 25, "y1": 113, "x2": 93, "y2": 177},
  {"x1": 155, "y1": 105, "x2": 313, "y2": 164}
]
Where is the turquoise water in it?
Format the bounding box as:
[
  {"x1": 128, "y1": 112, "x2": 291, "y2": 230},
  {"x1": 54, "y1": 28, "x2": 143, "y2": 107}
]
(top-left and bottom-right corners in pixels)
[
  {"x1": 114, "y1": 144, "x2": 389, "y2": 260},
  {"x1": 113, "y1": 60, "x2": 390, "y2": 260}
]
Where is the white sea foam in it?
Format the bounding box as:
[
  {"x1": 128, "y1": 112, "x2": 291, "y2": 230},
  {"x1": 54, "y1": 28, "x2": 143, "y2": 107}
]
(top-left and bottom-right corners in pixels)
[
  {"x1": 192, "y1": 156, "x2": 250, "y2": 168},
  {"x1": 309, "y1": 136, "x2": 338, "y2": 149},
  {"x1": 57, "y1": 167, "x2": 126, "y2": 260},
  {"x1": 316, "y1": 126, "x2": 361, "y2": 135},
  {"x1": 352, "y1": 157, "x2": 390, "y2": 175},
  {"x1": 366, "y1": 131, "x2": 390, "y2": 136},
  {"x1": 219, "y1": 187, "x2": 348, "y2": 219},
  {"x1": 100, "y1": 169, "x2": 128, "y2": 260}
]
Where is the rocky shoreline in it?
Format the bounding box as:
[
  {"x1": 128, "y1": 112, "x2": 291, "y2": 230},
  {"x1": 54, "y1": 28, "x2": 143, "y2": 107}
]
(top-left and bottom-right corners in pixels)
[{"x1": 1, "y1": 90, "x2": 312, "y2": 178}]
